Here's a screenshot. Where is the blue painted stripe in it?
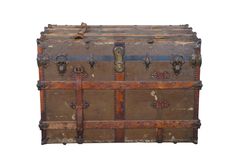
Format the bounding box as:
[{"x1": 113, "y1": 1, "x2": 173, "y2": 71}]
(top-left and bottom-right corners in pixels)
[{"x1": 51, "y1": 55, "x2": 191, "y2": 61}]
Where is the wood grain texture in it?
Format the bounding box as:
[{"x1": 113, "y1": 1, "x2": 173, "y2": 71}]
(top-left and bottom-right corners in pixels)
[
  {"x1": 193, "y1": 45, "x2": 201, "y2": 144},
  {"x1": 114, "y1": 72, "x2": 125, "y2": 142},
  {"x1": 39, "y1": 80, "x2": 202, "y2": 90},
  {"x1": 41, "y1": 120, "x2": 201, "y2": 130}
]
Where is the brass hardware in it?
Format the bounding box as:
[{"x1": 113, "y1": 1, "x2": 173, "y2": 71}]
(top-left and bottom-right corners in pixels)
[
  {"x1": 73, "y1": 65, "x2": 85, "y2": 74},
  {"x1": 195, "y1": 39, "x2": 201, "y2": 48},
  {"x1": 69, "y1": 102, "x2": 77, "y2": 109},
  {"x1": 37, "y1": 54, "x2": 49, "y2": 68},
  {"x1": 192, "y1": 120, "x2": 201, "y2": 128},
  {"x1": 73, "y1": 65, "x2": 88, "y2": 78},
  {"x1": 39, "y1": 121, "x2": 49, "y2": 130},
  {"x1": 191, "y1": 53, "x2": 202, "y2": 68},
  {"x1": 193, "y1": 81, "x2": 203, "y2": 90},
  {"x1": 170, "y1": 55, "x2": 185, "y2": 75},
  {"x1": 56, "y1": 55, "x2": 68, "y2": 74},
  {"x1": 37, "y1": 81, "x2": 46, "y2": 90},
  {"x1": 144, "y1": 54, "x2": 151, "y2": 69},
  {"x1": 113, "y1": 44, "x2": 125, "y2": 72},
  {"x1": 88, "y1": 54, "x2": 96, "y2": 69}
]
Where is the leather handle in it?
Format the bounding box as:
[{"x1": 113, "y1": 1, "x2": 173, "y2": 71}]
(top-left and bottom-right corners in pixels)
[{"x1": 74, "y1": 22, "x2": 88, "y2": 39}]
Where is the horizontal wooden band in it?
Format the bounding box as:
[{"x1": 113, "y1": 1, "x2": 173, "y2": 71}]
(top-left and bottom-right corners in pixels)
[
  {"x1": 39, "y1": 120, "x2": 201, "y2": 130},
  {"x1": 38, "y1": 80, "x2": 202, "y2": 90}
]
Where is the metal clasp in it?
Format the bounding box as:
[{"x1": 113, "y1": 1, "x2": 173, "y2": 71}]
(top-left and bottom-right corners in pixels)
[
  {"x1": 113, "y1": 43, "x2": 125, "y2": 72},
  {"x1": 191, "y1": 53, "x2": 202, "y2": 68},
  {"x1": 37, "y1": 54, "x2": 49, "y2": 68},
  {"x1": 144, "y1": 54, "x2": 151, "y2": 69},
  {"x1": 88, "y1": 54, "x2": 96, "y2": 69},
  {"x1": 170, "y1": 55, "x2": 185, "y2": 75},
  {"x1": 56, "y1": 55, "x2": 68, "y2": 74}
]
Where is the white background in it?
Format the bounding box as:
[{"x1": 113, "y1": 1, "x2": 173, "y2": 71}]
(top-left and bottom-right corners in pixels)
[{"x1": 0, "y1": 0, "x2": 234, "y2": 155}]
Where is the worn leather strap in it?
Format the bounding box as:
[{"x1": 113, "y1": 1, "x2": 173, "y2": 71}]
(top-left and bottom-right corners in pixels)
[
  {"x1": 74, "y1": 22, "x2": 88, "y2": 39},
  {"x1": 75, "y1": 75, "x2": 84, "y2": 144}
]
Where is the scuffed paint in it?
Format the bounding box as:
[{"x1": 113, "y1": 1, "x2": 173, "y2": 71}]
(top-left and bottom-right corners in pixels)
[
  {"x1": 188, "y1": 107, "x2": 194, "y2": 111},
  {"x1": 71, "y1": 114, "x2": 76, "y2": 120}
]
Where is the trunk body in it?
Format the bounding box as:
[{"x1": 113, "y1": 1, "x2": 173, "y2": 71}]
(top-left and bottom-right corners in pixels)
[{"x1": 37, "y1": 23, "x2": 202, "y2": 144}]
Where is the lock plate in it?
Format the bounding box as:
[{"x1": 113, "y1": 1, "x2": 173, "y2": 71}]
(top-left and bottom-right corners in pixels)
[{"x1": 113, "y1": 43, "x2": 125, "y2": 72}]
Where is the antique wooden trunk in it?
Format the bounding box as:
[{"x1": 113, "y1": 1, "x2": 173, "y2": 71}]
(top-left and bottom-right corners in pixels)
[{"x1": 37, "y1": 23, "x2": 202, "y2": 144}]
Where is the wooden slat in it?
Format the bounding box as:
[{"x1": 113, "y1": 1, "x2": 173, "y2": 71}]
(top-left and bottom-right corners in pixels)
[
  {"x1": 41, "y1": 120, "x2": 201, "y2": 130},
  {"x1": 44, "y1": 33, "x2": 196, "y2": 38},
  {"x1": 114, "y1": 72, "x2": 125, "y2": 142},
  {"x1": 193, "y1": 45, "x2": 201, "y2": 144},
  {"x1": 47, "y1": 24, "x2": 190, "y2": 29},
  {"x1": 75, "y1": 75, "x2": 84, "y2": 143},
  {"x1": 46, "y1": 29, "x2": 193, "y2": 34},
  {"x1": 40, "y1": 80, "x2": 202, "y2": 90},
  {"x1": 37, "y1": 42, "x2": 48, "y2": 145}
]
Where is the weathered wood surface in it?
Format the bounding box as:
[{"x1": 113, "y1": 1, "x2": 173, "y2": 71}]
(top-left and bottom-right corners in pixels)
[
  {"x1": 40, "y1": 120, "x2": 201, "y2": 130},
  {"x1": 39, "y1": 80, "x2": 202, "y2": 90}
]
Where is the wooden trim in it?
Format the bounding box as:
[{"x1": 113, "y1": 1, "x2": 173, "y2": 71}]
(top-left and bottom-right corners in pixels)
[
  {"x1": 114, "y1": 72, "x2": 125, "y2": 142},
  {"x1": 40, "y1": 80, "x2": 202, "y2": 90},
  {"x1": 37, "y1": 43, "x2": 48, "y2": 145},
  {"x1": 193, "y1": 45, "x2": 201, "y2": 144},
  {"x1": 46, "y1": 33, "x2": 196, "y2": 38},
  {"x1": 47, "y1": 24, "x2": 190, "y2": 29},
  {"x1": 37, "y1": 45, "x2": 45, "y2": 116},
  {"x1": 40, "y1": 120, "x2": 201, "y2": 130}
]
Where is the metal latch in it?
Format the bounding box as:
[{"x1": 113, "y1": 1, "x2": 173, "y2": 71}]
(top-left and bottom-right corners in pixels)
[
  {"x1": 113, "y1": 43, "x2": 125, "y2": 72},
  {"x1": 191, "y1": 53, "x2": 202, "y2": 68},
  {"x1": 56, "y1": 55, "x2": 68, "y2": 74},
  {"x1": 171, "y1": 55, "x2": 185, "y2": 75},
  {"x1": 37, "y1": 54, "x2": 49, "y2": 68}
]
